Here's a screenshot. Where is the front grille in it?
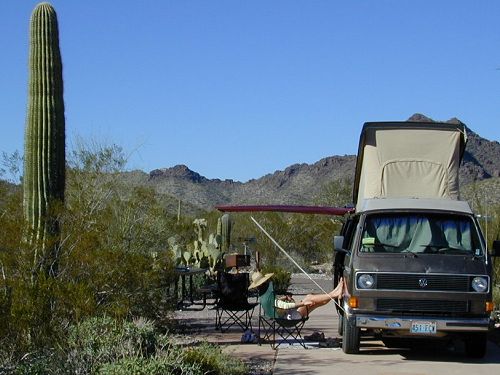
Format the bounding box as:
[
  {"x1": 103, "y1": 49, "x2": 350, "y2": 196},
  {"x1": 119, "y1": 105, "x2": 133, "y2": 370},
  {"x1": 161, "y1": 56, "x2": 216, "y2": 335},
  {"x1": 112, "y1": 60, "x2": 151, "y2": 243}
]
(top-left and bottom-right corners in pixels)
[
  {"x1": 377, "y1": 299, "x2": 469, "y2": 313},
  {"x1": 376, "y1": 273, "x2": 469, "y2": 292}
]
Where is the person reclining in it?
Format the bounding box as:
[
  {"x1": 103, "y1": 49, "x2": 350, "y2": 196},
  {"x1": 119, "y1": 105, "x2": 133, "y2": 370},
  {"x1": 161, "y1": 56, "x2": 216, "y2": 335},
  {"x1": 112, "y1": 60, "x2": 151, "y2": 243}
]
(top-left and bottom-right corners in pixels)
[{"x1": 248, "y1": 271, "x2": 344, "y2": 320}]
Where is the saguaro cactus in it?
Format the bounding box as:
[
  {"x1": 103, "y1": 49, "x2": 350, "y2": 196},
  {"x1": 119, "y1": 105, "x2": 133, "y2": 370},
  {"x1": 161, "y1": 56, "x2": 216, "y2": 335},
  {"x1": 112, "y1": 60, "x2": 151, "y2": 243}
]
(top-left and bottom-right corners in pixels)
[
  {"x1": 217, "y1": 214, "x2": 232, "y2": 252},
  {"x1": 23, "y1": 2, "x2": 66, "y2": 274}
]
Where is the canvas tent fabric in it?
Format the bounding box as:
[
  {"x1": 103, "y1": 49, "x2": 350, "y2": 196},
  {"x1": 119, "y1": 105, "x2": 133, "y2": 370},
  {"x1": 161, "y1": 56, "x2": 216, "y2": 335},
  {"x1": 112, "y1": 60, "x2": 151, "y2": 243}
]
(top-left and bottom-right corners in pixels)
[{"x1": 353, "y1": 122, "x2": 466, "y2": 211}]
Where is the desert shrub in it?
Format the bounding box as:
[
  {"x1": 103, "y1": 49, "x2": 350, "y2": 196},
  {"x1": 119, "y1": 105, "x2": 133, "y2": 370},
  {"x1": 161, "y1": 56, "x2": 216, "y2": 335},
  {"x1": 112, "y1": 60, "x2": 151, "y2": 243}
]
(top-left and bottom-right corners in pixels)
[
  {"x1": 59, "y1": 142, "x2": 177, "y2": 322},
  {"x1": 463, "y1": 182, "x2": 500, "y2": 306},
  {"x1": 97, "y1": 356, "x2": 202, "y2": 375},
  {"x1": 314, "y1": 178, "x2": 352, "y2": 207},
  {"x1": 262, "y1": 265, "x2": 291, "y2": 294},
  {"x1": 65, "y1": 317, "x2": 246, "y2": 375},
  {"x1": 0, "y1": 188, "x2": 70, "y2": 351},
  {"x1": 182, "y1": 342, "x2": 248, "y2": 375},
  {"x1": 0, "y1": 141, "x2": 251, "y2": 373},
  {"x1": 493, "y1": 285, "x2": 500, "y2": 310},
  {"x1": 97, "y1": 342, "x2": 248, "y2": 375},
  {"x1": 0, "y1": 222, "x2": 175, "y2": 356},
  {"x1": 217, "y1": 179, "x2": 352, "y2": 271},
  {"x1": 0, "y1": 316, "x2": 248, "y2": 375},
  {"x1": 65, "y1": 316, "x2": 156, "y2": 374},
  {"x1": 227, "y1": 209, "x2": 340, "y2": 271},
  {"x1": 0, "y1": 141, "x2": 178, "y2": 361},
  {"x1": 3, "y1": 349, "x2": 66, "y2": 375}
]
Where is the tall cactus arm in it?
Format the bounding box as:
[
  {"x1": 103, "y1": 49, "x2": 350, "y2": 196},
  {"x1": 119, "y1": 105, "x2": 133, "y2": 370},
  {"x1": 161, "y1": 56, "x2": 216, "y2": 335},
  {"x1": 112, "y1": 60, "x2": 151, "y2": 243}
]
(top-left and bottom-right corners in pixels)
[{"x1": 220, "y1": 213, "x2": 232, "y2": 252}]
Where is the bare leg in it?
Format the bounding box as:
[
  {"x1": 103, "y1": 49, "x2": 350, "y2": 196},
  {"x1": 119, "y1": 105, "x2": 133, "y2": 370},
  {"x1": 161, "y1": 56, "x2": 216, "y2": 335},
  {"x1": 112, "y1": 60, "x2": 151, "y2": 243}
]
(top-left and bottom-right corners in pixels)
[{"x1": 296, "y1": 279, "x2": 344, "y2": 317}]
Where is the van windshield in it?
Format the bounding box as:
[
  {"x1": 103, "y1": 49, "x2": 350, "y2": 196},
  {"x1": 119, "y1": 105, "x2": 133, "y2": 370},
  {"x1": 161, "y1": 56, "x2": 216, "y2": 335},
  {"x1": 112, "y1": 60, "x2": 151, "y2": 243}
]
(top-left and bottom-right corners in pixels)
[{"x1": 360, "y1": 213, "x2": 483, "y2": 255}]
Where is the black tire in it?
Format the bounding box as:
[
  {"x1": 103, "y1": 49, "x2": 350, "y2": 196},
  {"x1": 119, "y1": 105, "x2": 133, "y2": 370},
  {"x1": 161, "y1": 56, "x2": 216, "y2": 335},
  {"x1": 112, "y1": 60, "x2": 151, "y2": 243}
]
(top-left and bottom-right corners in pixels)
[
  {"x1": 342, "y1": 316, "x2": 360, "y2": 354},
  {"x1": 464, "y1": 332, "x2": 487, "y2": 358},
  {"x1": 338, "y1": 314, "x2": 344, "y2": 336}
]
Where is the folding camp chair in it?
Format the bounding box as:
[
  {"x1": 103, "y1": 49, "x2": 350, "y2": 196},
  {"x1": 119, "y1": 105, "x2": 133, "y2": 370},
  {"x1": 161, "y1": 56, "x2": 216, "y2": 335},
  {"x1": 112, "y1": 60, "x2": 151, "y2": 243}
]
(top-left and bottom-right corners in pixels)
[
  {"x1": 215, "y1": 272, "x2": 258, "y2": 332},
  {"x1": 258, "y1": 281, "x2": 309, "y2": 349}
]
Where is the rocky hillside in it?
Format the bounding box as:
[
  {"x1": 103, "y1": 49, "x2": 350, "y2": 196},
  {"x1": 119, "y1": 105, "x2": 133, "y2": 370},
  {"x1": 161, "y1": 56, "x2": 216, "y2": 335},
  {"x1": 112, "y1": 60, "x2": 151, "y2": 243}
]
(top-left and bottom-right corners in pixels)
[
  {"x1": 144, "y1": 114, "x2": 500, "y2": 212},
  {"x1": 147, "y1": 155, "x2": 356, "y2": 210},
  {"x1": 461, "y1": 127, "x2": 500, "y2": 182}
]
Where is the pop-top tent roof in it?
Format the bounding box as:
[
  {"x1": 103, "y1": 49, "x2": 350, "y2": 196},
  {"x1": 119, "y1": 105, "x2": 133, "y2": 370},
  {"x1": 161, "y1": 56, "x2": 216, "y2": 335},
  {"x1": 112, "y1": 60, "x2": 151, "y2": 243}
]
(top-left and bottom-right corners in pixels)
[{"x1": 353, "y1": 121, "x2": 467, "y2": 211}]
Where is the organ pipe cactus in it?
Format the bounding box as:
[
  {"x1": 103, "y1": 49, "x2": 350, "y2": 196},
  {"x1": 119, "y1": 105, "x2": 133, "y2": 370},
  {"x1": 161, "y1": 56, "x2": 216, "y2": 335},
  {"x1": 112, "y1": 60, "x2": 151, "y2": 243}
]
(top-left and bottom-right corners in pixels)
[{"x1": 23, "y1": 3, "x2": 66, "y2": 275}]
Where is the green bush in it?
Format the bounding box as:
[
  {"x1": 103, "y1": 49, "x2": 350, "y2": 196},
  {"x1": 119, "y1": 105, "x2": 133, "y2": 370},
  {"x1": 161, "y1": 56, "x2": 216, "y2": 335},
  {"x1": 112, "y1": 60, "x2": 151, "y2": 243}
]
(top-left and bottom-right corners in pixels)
[
  {"x1": 97, "y1": 356, "x2": 202, "y2": 375},
  {"x1": 226, "y1": 209, "x2": 340, "y2": 271},
  {"x1": 65, "y1": 316, "x2": 156, "y2": 373},
  {"x1": 0, "y1": 141, "x2": 249, "y2": 373},
  {"x1": 3, "y1": 349, "x2": 66, "y2": 375},
  {"x1": 262, "y1": 265, "x2": 291, "y2": 294},
  {"x1": 493, "y1": 284, "x2": 500, "y2": 311},
  {"x1": 182, "y1": 342, "x2": 248, "y2": 375},
  {"x1": 0, "y1": 142, "x2": 178, "y2": 359},
  {"x1": 66, "y1": 317, "x2": 247, "y2": 375},
  {"x1": 0, "y1": 316, "x2": 248, "y2": 375},
  {"x1": 96, "y1": 336, "x2": 248, "y2": 375}
]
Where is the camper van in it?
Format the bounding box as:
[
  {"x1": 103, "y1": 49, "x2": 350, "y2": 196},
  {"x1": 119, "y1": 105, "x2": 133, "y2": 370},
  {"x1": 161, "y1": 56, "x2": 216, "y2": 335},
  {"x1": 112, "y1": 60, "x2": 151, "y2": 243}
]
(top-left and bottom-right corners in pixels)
[{"x1": 334, "y1": 121, "x2": 499, "y2": 358}]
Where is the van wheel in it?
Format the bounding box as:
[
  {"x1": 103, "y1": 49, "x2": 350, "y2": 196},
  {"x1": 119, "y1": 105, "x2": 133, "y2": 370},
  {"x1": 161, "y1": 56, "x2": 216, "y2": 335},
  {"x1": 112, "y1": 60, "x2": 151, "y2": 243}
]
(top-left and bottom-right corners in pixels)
[
  {"x1": 342, "y1": 316, "x2": 360, "y2": 354},
  {"x1": 464, "y1": 333, "x2": 487, "y2": 358},
  {"x1": 338, "y1": 314, "x2": 344, "y2": 336}
]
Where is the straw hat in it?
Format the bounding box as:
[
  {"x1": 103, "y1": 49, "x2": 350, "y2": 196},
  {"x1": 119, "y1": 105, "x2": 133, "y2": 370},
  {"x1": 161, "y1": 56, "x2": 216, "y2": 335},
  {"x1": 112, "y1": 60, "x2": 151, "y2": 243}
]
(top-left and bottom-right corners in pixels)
[{"x1": 248, "y1": 271, "x2": 274, "y2": 290}]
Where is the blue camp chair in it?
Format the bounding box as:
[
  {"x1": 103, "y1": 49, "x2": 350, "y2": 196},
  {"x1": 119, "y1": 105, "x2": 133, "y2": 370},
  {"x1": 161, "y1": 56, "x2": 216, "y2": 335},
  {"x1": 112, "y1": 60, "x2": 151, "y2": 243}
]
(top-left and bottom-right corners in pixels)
[{"x1": 258, "y1": 281, "x2": 309, "y2": 349}]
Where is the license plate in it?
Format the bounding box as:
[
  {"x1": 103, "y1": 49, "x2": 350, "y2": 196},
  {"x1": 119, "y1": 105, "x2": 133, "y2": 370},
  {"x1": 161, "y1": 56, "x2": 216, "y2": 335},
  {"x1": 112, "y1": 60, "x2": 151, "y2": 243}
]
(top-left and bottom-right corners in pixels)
[{"x1": 411, "y1": 321, "x2": 437, "y2": 334}]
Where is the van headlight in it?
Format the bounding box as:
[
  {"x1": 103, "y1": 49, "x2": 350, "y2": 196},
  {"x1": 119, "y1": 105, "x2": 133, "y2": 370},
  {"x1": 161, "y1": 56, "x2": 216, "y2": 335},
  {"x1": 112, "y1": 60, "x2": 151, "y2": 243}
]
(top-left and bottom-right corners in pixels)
[
  {"x1": 471, "y1": 276, "x2": 488, "y2": 292},
  {"x1": 357, "y1": 274, "x2": 375, "y2": 289}
]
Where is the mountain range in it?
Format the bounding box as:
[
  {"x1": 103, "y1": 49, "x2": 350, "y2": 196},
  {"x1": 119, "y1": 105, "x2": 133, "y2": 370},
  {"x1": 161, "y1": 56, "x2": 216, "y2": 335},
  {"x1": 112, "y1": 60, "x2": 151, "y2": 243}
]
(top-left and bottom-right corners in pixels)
[{"x1": 128, "y1": 114, "x2": 500, "y2": 213}]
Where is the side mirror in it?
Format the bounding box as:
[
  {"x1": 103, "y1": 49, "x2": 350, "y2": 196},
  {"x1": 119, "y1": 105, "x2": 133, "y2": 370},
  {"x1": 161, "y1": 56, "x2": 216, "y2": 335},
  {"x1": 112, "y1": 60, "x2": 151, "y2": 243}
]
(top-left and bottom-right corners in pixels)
[
  {"x1": 491, "y1": 240, "x2": 500, "y2": 257},
  {"x1": 333, "y1": 236, "x2": 349, "y2": 254}
]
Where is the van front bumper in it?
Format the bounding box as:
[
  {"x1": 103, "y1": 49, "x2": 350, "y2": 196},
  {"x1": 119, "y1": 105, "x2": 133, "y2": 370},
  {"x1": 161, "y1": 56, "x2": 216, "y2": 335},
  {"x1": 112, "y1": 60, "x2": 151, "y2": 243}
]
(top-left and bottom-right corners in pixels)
[{"x1": 355, "y1": 315, "x2": 490, "y2": 332}]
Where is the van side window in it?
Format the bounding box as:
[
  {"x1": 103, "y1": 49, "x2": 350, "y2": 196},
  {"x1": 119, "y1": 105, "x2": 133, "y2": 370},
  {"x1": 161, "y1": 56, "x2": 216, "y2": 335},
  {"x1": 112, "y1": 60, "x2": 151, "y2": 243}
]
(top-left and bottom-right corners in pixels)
[
  {"x1": 334, "y1": 217, "x2": 358, "y2": 282},
  {"x1": 342, "y1": 216, "x2": 359, "y2": 267},
  {"x1": 343, "y1": 216, "x2": 359, "y2": 251}
]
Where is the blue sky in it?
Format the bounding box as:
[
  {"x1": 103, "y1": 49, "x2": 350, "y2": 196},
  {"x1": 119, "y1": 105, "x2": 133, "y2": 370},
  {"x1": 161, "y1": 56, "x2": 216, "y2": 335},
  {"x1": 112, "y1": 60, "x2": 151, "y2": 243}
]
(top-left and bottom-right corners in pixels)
[{"x1": 2, "y1": 1, "x2": 500, "y2": 182}]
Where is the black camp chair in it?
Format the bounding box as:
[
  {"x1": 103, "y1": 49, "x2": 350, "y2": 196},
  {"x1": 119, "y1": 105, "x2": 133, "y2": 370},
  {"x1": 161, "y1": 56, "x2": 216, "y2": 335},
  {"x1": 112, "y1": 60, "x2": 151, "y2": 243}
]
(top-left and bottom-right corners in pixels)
[
  {"x1": 215, "y1": 272, "x2": 258, "y2": 332},
  {"x1": 258, "y1": 281, "x2": 309, "y2": 349}
]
